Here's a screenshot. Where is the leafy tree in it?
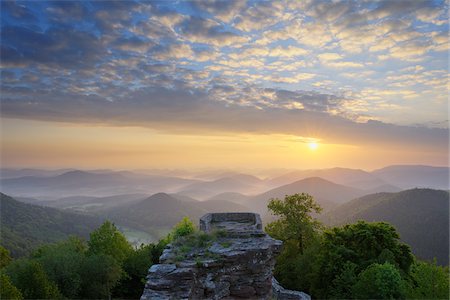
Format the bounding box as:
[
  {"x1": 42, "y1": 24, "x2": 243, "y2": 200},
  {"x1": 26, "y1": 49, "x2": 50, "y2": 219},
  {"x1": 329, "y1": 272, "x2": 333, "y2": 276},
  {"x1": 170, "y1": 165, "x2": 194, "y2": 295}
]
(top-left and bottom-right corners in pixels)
[
  {"x1": 79, "y1": 254, "x2": 122, "y2": 299},
  {"x1": 5, "y1": 259, "x2": 62, "y2": 299},
  {"x1": 0, "y1": 272, "x2": 23, "y2": 300},
  {"x1": 328, "y1": 261, "x2": 358, "y2": 299},
  {"x1": 0, "y1": 246, "x2": 12, "y2": 269},
  {"x1": 265, "y1": 194, "x2": 323, "y2": 294},
  {"x1": 32, "y1": 237, "x2": 86, "y2": 298},
  {"x1": 310, "y1": 221, "x2": 414, "y2": 298},
  {"x1": 87, "y1": 221, "x2": 133, "y2": 266},
  {"x1": 114, "y1": 243, "x2": 156, "y2": 299},
  {"x1": 265, "y1": 193, "x2": 322, "y2": 254},
  {"x1": 405, "y1": 259, "x2": 449, "y2": 299},
  {"x1": 352, "y1": 263, "x2": 404, "y2": 299}
]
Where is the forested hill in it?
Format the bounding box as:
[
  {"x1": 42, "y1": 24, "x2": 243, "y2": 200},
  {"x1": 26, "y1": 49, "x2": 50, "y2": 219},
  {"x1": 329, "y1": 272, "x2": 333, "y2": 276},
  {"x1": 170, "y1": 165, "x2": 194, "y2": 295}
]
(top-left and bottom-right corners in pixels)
[
  {"x1": 0, "y1": 193, "x2": 103, "y2": 257},
  {"x1": 324, "y1": 189, "x2": 449, "y2": 265}
]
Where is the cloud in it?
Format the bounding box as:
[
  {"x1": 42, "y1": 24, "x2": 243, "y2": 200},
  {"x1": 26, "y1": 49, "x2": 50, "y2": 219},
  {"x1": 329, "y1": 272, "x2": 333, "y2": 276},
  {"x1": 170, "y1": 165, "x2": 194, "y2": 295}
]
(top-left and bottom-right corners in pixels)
[
  {"x1": 0, "y1": 26, "x2": 104, "y2": 69},
  {"x1": 191, "y1": 0, "x2": 246, "y2": 23},
  {"x1": 178, "y1": 16, "x2": 247, "y2": 46},
  {"x1": 1, "y1": 83, "x2": 446, "y2": 150},
  {"x1": 0, "y1": 0, "x2": 447, "y2": 153}
]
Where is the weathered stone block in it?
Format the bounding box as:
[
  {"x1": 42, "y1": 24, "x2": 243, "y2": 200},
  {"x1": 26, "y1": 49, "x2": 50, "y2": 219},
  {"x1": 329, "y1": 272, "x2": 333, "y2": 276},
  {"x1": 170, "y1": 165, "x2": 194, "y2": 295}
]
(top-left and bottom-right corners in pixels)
[{"x1": 140, "y1": 212, "x2": 309, "y2": 300}]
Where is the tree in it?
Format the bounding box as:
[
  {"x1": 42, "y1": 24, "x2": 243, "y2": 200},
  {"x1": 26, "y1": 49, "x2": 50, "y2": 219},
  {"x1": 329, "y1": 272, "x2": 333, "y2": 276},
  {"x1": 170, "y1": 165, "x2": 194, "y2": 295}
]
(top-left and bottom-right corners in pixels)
[
  {"x1": 0, "y1": 246, "x2": 12, "y2": 269},
  {"x1": 87, "y1": 221, "x2": 133, "y2": 266},
  {"x1": 405, "y1": 259, "x2": 449, "y2": 299},
  {"x1": 79, "y1": 254, "x2": 122, "y2": 299},
  {"x1": 265, "y1": 194, "x2": 322, "y2": 294},
  {"x1": 265, "y1": 193, "x2": 322, "y2": 254},
  {"x1": 32, "y1": 237, "x2": 86, "y2": 298},
  {"x1": 114, "y1": 243, "x2": 156, "y2": 299},
  {"x1": 0, "y1": 272, "x2": 23, "y2": 300},
  {"x1": 5, "y1": 259, "x2": 62, "y2": 299},
  {"x1": 310, "y1": 221, "x2": 414, "y2": 298},
  {"x1": 352, "y1": 263, "x2": 404, "y2": 299}
]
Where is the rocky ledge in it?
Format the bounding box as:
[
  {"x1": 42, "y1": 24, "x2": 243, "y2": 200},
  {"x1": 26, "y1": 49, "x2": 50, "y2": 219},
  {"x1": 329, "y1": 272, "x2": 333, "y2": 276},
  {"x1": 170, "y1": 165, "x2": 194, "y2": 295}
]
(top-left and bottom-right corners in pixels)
[{"x1": 141, "y1": 212, "x2": 309, "y2": 300}]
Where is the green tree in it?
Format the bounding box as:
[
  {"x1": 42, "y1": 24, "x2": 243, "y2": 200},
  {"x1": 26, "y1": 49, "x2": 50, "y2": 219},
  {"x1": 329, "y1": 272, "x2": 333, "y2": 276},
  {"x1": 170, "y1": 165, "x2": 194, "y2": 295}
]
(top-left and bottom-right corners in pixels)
[
  {"x1": 114, "y1": 243, "x2": 156, "y2": 299},
  {"x1": 160, "y1": 216, "x2": 196, "y2": 245},
  {"x1": 0, "y1": 246, "x2": 12, "y2": 269},
  {"x1": 5, "y1": 259, "x2": 62, "y2": 299},
  {"x1": 32, "y1": 237, "x2": 86, "y2": 298},
  {"x1": 265, "y1": 194, "x2": 322, "y2": 294},
  {"x1": 87, "y1": 221, "x2": 133, "y2": 266},
  {"x1": 311, "y1": 221, "x2": 414, "y2": 298},
  {"x1": 352, "y1": 263, "x2": 404, "y2": 299},
  {"x1": 79, "y1": 254, "x2": 122, "y2": 299},
  {"x1": 406, "y1": 259, "x2": 449, "y2": 299},
  {"x1": 265, "y1": 193, "x2": 322, "y2": 254},
  {"x1": 0, "y1": 272, "x2": 23, "y2": 300}
]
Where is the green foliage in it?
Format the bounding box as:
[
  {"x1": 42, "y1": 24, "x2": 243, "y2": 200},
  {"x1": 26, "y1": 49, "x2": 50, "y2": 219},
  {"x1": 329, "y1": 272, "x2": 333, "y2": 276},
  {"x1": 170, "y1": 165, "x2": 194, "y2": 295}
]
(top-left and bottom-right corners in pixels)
[
  {"x1": 172, "y1": 216, "x2": 196, "y2": 238},
  {"x1": 5, "y1": 259, "x2": 62, "y2": 299},
  {"x1": 114, "y1": 243, "x2": 156, "y2": 299},
  {"x1": 266, "y1": 193, "x2": 322, "y2": 254},
  {"x1": 266, "y1": 194, "x2": 323, "y2": 293},
  {"x1": 161, "y1": 216, "x2": 196, "y2": 244},
  {"x1": 326, "y1": 188, "x2": 449, "y2": 265},
  {"x1": 405, "y1": 259, "x2": 449, "y2": 299},
  {"x1": 87, "y1": 220, "x2": 133, "y2": 266},
  {"x1": 0, "y1": 246, "x2": 12, "y2": 269},
  {"x1": 79, "y1": 254, "x2": 122, "y2": 299},
  {"x1": 311, "y1": 221, "x2": 414, "y2": 298},
  {"x1": 31, "y1": 237, "x2": 86, "y2": 299},
  {"x1": 0, "y1": 272, "x2": 23, "y2": 300},
  {"x1": 352, "y1": 263, "x2": 404, "y2": 299},
  {"x1": 0, "y1": 193, "x2": 101, "y2": 258}
]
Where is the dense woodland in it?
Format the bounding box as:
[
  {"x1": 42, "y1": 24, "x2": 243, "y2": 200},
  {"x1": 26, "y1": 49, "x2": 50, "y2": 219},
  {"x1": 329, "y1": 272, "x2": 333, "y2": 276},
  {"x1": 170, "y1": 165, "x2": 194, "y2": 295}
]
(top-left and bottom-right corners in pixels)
[{"x1": 1, "y1": 193, "x2": 448, "y2": 299}]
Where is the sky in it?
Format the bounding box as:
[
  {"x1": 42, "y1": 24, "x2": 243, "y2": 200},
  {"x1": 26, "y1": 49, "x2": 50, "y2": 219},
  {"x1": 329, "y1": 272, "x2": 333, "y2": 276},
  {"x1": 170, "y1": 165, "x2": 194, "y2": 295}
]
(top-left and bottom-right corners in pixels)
[{"x1": 0, "y1": 0, "x2": 448, "y2": 171}]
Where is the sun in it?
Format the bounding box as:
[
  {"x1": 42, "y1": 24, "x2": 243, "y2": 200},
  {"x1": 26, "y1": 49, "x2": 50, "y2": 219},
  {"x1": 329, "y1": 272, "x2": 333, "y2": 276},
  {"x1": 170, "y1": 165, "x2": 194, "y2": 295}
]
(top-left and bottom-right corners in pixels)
[{"x1": 308, "y1": 142, "x2": 319, "y2": 150}]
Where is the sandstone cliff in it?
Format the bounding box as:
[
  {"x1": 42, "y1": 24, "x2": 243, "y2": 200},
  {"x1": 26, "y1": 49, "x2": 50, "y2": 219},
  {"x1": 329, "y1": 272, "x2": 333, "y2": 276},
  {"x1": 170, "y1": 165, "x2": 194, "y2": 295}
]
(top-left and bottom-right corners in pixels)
[{"x1": 141, "y1": 212, "x2": 309, "y2": 300}]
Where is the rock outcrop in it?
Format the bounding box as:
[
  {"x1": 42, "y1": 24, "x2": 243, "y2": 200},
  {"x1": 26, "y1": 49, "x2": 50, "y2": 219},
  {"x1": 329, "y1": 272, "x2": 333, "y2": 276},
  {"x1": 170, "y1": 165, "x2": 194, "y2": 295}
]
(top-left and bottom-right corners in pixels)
[{"x1": 141, "y1": 212, "x2": 309, "y2": 300}]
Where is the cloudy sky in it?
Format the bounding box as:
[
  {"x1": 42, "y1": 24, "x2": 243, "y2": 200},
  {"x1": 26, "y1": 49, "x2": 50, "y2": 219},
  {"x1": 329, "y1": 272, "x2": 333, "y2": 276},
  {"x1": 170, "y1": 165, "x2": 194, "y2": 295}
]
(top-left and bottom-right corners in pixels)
[{"x1": 1, "y1": 0, "x2": 448, "y2": 170}]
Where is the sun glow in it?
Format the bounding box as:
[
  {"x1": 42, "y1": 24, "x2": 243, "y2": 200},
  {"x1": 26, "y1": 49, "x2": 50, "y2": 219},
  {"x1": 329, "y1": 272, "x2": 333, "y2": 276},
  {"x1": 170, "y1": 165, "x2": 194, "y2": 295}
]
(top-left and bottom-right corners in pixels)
[{"x1": 308, "y1": 142, "x2": 319, "y2": 150}]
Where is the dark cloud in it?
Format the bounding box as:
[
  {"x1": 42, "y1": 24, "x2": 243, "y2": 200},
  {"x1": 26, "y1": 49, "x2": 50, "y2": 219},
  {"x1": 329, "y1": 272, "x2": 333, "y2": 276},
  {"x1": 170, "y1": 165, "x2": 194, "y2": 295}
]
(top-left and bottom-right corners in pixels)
[
  {"x1": 2, "y1": 1, "x2": 38, "y2": 22},
  {"x1": 190, "y1": 0, "x2": 246, "y2": 22},
  {"x1": 1, "y1": 25, "x2": 104, "y2": 69},
  {"x1": 178, "y1": 16, "x2": 246, "y2": 45},
  {"x1": 1, "y1": 78, "x2": 447, "y2": 151}
]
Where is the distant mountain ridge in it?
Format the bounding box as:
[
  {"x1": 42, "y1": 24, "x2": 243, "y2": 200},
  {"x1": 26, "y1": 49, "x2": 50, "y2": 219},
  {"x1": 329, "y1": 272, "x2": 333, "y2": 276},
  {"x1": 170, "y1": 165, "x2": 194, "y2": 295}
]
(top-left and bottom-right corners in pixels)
[
  {"x1": 243, "y1": 177, "x2": 365, "y2": 216},
  {"x1": 103, "y1": 192, "x2": 249, "y2": 235},
  {"x1": 372, "y1": 165, "x2": 449, "y2": 190},
  {"x1": 324, "y1": 188, "x2": 449, "y2": 265}
]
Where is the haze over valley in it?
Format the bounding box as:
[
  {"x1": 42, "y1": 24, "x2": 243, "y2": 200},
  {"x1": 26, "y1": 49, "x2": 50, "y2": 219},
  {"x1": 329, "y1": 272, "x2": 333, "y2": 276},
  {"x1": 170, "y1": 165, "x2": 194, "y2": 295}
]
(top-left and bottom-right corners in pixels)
[{"x1": 1, "y1": 164, "x2": 448, "y2": 265}]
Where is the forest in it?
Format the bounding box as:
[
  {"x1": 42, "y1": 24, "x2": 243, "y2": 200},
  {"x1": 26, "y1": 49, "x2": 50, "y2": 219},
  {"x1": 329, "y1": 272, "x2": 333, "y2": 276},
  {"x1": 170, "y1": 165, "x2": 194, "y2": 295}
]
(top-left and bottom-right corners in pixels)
[{"x1": 1, "y1": 193, "x2": 448, "y2": 299}]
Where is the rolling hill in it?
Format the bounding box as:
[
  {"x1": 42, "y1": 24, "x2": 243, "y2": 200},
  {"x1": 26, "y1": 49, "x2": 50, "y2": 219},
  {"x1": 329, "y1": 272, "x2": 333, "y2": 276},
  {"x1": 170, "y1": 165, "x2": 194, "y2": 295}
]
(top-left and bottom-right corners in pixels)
[
  {"x1": 103, "y1": 192, "x2": 249, "y2": 235},
  {"x1": 0, "y1": 170, "x2": 199, "y2": 199},
  {"x1": 178, "y1": 176, "x2": 261, "y2": 199},
  {"x1": 324, "y1": 189, "x2": 449, "y2": 265},
  {"x1": 0, "y1": 193, "x2": 103, "y2": 258},
  {"x1": 372, "y1": 165, "x2": 449, "y2": 190},
  {"x1": 266, "y1": 167, "x2": 394, "y2": 191},
  {"x1": 207, "y1": 192, "x2": 251, "y2": 205},
  {"x1": 40, "y1": 193, "x2": 149, "y2": 212},
  {"x1": 244, "y1": 177, "x2": 365, "y2": 215}
]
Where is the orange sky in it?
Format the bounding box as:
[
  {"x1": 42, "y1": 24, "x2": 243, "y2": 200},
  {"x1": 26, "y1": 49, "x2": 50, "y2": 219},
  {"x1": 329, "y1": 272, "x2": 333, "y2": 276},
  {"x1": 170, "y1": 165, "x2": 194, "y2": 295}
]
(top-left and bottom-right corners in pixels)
[{"x1": 2, "y1": 118, "x2": 447, "y2": 171}]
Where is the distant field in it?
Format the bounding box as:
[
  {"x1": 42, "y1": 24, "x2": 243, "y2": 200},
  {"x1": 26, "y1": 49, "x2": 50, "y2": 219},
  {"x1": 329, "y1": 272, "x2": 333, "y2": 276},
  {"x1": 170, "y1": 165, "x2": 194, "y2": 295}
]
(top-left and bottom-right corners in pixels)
[{"x1": 118, "y1": 226, "x2": 169, "y2": 247}]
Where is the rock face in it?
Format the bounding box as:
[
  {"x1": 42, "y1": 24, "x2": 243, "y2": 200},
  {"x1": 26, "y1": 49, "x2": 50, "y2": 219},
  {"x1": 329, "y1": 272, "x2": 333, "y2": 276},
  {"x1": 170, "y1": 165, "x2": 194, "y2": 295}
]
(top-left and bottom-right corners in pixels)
[{"x1": 141, "y1": 212, "x2": 283, "y2": 299}]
